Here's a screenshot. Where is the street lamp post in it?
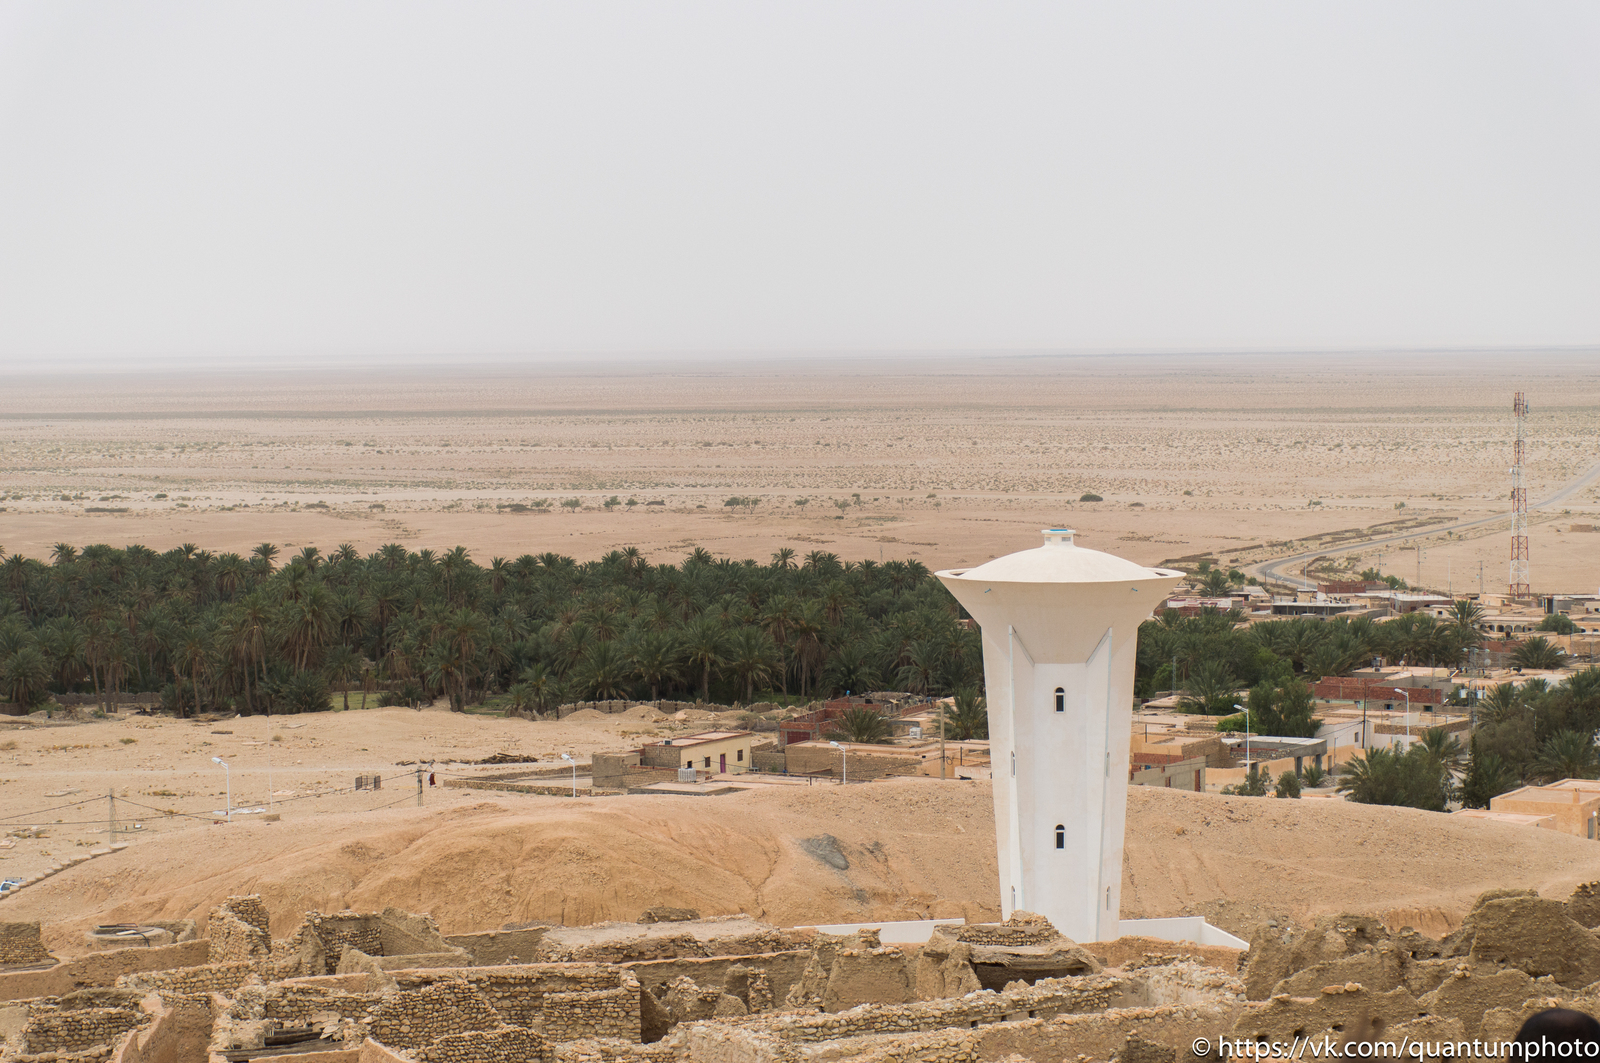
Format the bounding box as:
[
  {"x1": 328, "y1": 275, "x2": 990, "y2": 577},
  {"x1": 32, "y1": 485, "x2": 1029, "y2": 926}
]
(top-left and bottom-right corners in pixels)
[
  {"x1": 1232, "y1": 702, "x2": 1252, "y2": 788},
  {"x1": 1390, "y1": 688, "x2": 1411, "y2": 748},
  {"x1": 829, "y1": 740, "x2": 848, "y2": 785},
  {"x1": 211, "y1": 757, "x2": 231, "y2": 822},
  {"x1": 560, "y1": 753, "x2": 575, "y2": 797}
]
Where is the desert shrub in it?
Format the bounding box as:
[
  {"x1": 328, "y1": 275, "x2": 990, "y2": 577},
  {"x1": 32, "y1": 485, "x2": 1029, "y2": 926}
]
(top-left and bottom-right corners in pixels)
[
  {"x1": 1275, "y1": 771, "x2": 1301, "y2": 798},
  {"x1": 1079, "y1": 492, "x2": 1103, "y2": 502}
]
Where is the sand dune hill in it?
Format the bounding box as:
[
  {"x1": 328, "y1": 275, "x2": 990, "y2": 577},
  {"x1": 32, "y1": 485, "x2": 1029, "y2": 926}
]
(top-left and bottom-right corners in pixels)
[{"x1": 11, "y1": 780, "x2": 1600, "y2": 954}]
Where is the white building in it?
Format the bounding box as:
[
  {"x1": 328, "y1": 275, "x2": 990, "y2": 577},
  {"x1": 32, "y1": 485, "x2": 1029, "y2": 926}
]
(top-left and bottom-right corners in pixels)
[{"x1": 937, "y1": 529, "x2": 1183, "y2": 943}]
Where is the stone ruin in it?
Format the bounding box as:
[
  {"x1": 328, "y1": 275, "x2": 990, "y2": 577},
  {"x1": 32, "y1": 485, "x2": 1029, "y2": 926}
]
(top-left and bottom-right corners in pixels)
[{"x1": 5, "y1": 888, "x2": 1600, "y2": 1061}]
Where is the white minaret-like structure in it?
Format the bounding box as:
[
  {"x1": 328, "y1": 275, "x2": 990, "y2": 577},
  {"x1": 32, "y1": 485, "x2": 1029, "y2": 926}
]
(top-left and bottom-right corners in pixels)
[{"x1": 938, "y1": 530, "x2": 1182, "y2": 943}]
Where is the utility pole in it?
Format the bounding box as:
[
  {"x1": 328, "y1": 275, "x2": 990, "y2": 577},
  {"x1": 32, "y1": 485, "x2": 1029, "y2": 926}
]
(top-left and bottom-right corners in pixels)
[
  {"x1": 938, "y1": 701, "x2": 946, "y2": 780},
  {"x1": 416, "y1": 766, "x2": 423, "y2": 807},
  {"x1": 1510, "y1": 391, "x2": 1530, "y2": 597},
  {"x1": 107, "y1": 789, "x2": 116, "y2": 845},
  {"x1": 1479, "y1": 561, "x2": 1484, "y2": 599},
  {"x1": 1416, "y1": 545, "x2": 1422, "y2": 589}
]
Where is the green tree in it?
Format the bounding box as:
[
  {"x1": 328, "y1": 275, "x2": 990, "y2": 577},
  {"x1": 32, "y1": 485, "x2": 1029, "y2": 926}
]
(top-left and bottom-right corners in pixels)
[
  {"x1": 1275, "y1": 771, "x2": 1301, "y2": 798},
  {"x1": 1222, "y1": 767, "x2": 1267, "y2": 796},
  {"x1": 324, "y1": 644, "x2": 363, "y2": 711},
  {"x1": 1178, "y1": 659, "x2": 1238, "y2": 715},
  {"x1": 1538, "y1": 614, "x2": 1578, "y2": 635},
  {"x1": 941, "y1": 689, "x2": 989, "y2": 740},
  {"x1": 1459, "y1": 735, "x2": 1519, "y2": 808},
  {"x1": 1512, "y1": 636, "x2": 1566, "y2": 671},
  {"x1": 1336, "y1": 745, "x2": 1448, "y2": 811},
  {"x1": 1535, "y1": 729, "x2": 1600, "y2": 781},
  {"x1": 725, "y1": 627, "x2": 779, "y2": 703},
  {"x1": 3, "y1": 645, "x2": 51, "y2": 707},
  {"x1": 826, "y1": 705, "x2": 891, "y2": 744},
  {"x1": 575, "y1": 640, "x2": 630, "y2": 701},
  {"x1": 680, "y1": 616, "x2": 727, "y2": 701}
]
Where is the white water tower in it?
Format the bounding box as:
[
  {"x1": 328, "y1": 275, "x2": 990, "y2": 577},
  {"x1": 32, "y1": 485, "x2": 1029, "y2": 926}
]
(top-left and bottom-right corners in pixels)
[{"x1": 938, "y1": 529, "x2": 1183, "y2": 943}]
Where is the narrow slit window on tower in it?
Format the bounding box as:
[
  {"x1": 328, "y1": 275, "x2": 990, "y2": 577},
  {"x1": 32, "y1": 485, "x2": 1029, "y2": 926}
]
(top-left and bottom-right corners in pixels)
[
  {"x1": 1054, "y1": 687, "x2": 1065, "y2": 712},
  {"x1": 1054, "y1": 824, "x2": 1065, "y2": 849}
]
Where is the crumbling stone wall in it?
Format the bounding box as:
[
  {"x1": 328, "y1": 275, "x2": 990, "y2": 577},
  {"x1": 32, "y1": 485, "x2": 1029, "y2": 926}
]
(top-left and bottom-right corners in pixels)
[
  {"x1": 262, "y1": 984, "x2": 380, "y2": 1024},
  {"x1": 306, "y1": 913, "x2": 383, "y2": 972},
  {"x1": 368, "y1": 980, "x2": 503, "y2": 1049},
  {"x1": 415, "y1": 1025, "x2": 553, "y2": 1063},
  {"x1": 0, "y1": 922, "x2": 56, "y2": 968},
  {"x1": 394, "y1": 964, "x2": 642, "y2": 1038},
  {"x1": 541, "y1": 973, "x2": 641, "y2": 1041},
  {"x1": 744, "y1": 974, "x2": 1139, "y2": 1043},
  {"x1": 208, "y1": 898, "x2": 273, "y2": 966},
  {"x1": 23, "y1": 1001, "x2": 147, "y2": 1055},
  {"x1": 119, "y1": 960, "x2": 257, "y2": 997}
]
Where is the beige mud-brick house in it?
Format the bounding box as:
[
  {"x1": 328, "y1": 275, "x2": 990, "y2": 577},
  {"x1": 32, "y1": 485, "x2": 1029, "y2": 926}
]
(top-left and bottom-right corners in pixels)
[
  {"x1": 642, "y1": 731, "x2": 754, "y2": 775},
  {"x1": 1491, "y1": 778, "x2": 1600, "y2": 838}
]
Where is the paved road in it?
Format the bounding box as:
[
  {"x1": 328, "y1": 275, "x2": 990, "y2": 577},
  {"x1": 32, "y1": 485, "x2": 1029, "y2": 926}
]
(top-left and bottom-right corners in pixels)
[{"x1": 1252, "y1": 458, "x2": 1600, "y2": 591}]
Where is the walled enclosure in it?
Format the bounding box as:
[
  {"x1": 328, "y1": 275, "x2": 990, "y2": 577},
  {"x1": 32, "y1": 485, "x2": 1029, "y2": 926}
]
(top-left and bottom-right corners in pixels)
[{"x1": 13, "y1": 887, "x2": 1600, "y2": 1062}]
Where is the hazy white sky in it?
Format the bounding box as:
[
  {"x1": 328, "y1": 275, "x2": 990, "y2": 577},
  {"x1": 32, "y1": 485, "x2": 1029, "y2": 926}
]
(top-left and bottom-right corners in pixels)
[{"x1": 0, "y1": 1, "x2": 1595, "y2": 369}]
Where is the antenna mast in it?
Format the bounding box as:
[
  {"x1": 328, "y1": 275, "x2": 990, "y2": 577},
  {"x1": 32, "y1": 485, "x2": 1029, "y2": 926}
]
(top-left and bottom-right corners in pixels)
[{"x1": 1509, "y1": 391, "x2": 1530, "y2": 598}]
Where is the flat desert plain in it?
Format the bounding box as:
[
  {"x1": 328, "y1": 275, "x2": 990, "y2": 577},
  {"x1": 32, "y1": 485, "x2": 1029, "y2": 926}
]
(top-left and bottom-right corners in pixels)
[
  {"x1": 5, "y1": 350, "x2": 1600, "y2": 949},
  {"x1": 1, "y1": 351, "x2": 1598, "y2": 590}
]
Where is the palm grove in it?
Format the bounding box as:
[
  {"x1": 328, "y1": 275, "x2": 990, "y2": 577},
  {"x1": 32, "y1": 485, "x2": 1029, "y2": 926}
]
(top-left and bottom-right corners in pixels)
[
  {"x1": 0, "y1": 543, "x2": 982, "y2": 720},
  {"x1": 2, "y1": 542, "x2": 1590, "y2": 808},
  {"x1": 1139, "y1": 601, "x2": 1599, "y2": 810}
]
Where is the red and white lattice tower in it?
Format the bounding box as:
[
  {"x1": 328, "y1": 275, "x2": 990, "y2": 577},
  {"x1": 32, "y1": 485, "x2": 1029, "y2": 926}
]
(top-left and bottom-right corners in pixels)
[{"x1": 1509, "y1": 391, "x2": 1530, "y2": 597}]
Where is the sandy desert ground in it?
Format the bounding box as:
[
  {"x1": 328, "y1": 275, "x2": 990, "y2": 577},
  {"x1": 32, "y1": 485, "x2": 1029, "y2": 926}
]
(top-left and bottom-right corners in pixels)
[
  {"x1": 1, "y1": 350, "x2": 1598, "y2": 590},
  {"x1": 4, "y1": 351, "x2": 1600, "y2": 955},
  {"x1": 6, "y1": 703, "x2": 1600, "y2": 954}
]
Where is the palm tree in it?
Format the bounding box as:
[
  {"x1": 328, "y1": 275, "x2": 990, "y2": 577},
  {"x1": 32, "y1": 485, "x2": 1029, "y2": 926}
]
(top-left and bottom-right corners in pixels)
[
  {"x1": 725, "y1": 627, "x2": 779, "y2": 703},
  {"x1": 442, "y1": 608, "x2": 489, "y2": 711},
  {"x1": 2, "y1": 646, "x2": 51, "y2": 708},
  {"x1": 1512, "y1": 636, "x2": 1565, "y2": 671},
  {"x1": 1419, "y1": 726, "x2": 1465, "y2": 775},
  {"x1": 942, "y1": 689, "x2": 989, "y2": 740},
  {"x1": 1460, "y1": 735, "x2": 1519, "y2": 808},
  {"x1": 771, "y1": 547, "x2": 797, "y2": 570},
  {"x1": 895, "y1": 640, "x2": 940, "y2": 696},
  {"x1": 517, "y1": 663, "x2": 566, "y2": 716},
  {"x1": 324, "y1": 644, "x2": 362, "y2": 711},
  {"x1": 575, "y1": 641, "x2": 630, "y2": 701},
  {"x1": 252, "y1": 542, "x2": 279, "y2": 573},
  {"x1": 1177, "y1": 659, "x2": 1237, "y2": 715},
  {"x1": 826, "y1": 705, "x2": 891, "y2": 744},
  {"x1": 1535, "y1": 730, "x2": 1600, "y2": 781},
  {"x1": 1449, "y1": 599, "x2": 1485, "y2": 633},
  {"x1": 821, "y1": 640, "x2": 881, "y2": 697},
  {"x1": 1479, "y1": 681, "x2": 1519, "y2": 720},
  {"x1": 679, "y1": 616, "x2": 727, "y2": 701},
  {"x1": 627, "y1": 631, "x2": 680, "y2": 701}
]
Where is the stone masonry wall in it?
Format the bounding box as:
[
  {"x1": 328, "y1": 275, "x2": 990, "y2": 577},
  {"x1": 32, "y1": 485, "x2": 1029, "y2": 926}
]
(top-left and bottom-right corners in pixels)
[
  {"x1": 368, "y1": 981, "x2": 503, "y2": 1049},
  {"x1": 307, "y1": 914, "x2": 383, "y2": 971},
  {"x1": 263, "y1": 985, "x2": 380, "y2": 1024},
  {"x1": 208, "y1": 911, "x2": 270, "y2": 964},
  {"x1": 731, "y1": 974, "x2": 1135, "y2": 1044},
  {"x1": 119, "y1": 960, "x2": 257, "y2": 997},
  {"x1": 0, "y1": 921, "x2": 56, "y2": 967},
  {"x1": 416, "y1": 1025, "x2": 553, "y2": 1063},
  {"x1": 24, "y1": 1003, "x2": 148, "y2": 1055},
  {"x1": 540, "y1": 973, "x2": 641, "y2": 1042},
  {"x1": 218, "y1": 895, "x2": 271, "y2": 934},
  {"x1": 394, "y1": 964, "x2": 632, "y2": 1030}
]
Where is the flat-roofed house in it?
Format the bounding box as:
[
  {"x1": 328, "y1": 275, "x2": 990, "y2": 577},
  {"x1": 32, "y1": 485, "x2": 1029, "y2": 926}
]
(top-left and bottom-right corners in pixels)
[{"x1": 641, "y1": 731, "x2": 754, "y2": 775}]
